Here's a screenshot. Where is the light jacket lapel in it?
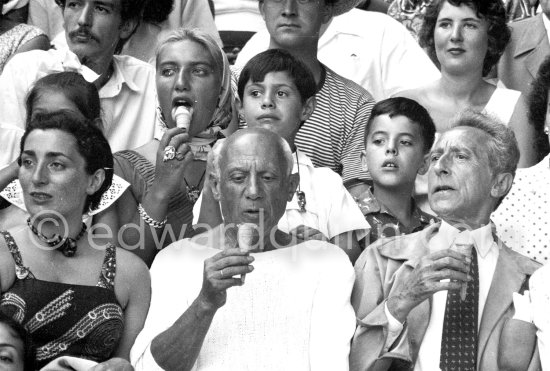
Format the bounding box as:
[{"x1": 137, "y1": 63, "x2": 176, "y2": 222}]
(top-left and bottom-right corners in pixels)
[
  {"x1": 515, "y1": 14, "x2": 550, "y2": 79},
  {"x1": 477, "y1": 246, "x2": 526, "y2": 365}
]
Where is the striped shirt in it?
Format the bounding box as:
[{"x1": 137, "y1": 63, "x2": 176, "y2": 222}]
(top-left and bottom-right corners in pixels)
[
  {"x1": 233, "y1": 64, "x2": 375, "y2": 183},
  {"x1": 297, "y1": 65, "x2": 374, "y2": 182}
]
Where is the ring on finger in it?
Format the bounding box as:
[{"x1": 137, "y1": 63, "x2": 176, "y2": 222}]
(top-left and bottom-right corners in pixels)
[
  {"x1": 163, "y1": 145, "x2": 176, "y2": 162},
  {"x1": 220, "y1": 269, "x2": 225, "y2": 278}
]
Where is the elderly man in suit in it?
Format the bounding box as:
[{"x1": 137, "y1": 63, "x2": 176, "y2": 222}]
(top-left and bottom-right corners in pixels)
[
  {"x1": 497, "y1": 1, "x2": 550, "y2": 95},
  {"x1": 350, "y1": 110, "x2": 541, "y2": 371}
]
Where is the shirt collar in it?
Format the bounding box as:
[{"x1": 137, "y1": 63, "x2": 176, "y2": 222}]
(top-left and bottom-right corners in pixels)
[
  {"x1": 56, "y1": 49, "x2": 99, "y2": 82},
  {"x1": 358, "y1": 186, "x2": 420, "y2": 216},
  {"x1": 100, "y1": 56, "x2": 140, "y2": 97},
  {"x1": 293, "y1": 148, "x2": 314, "y2": 171},
  {"x1": 439, "y1": 220, "x2": 495, "y2": 258}
]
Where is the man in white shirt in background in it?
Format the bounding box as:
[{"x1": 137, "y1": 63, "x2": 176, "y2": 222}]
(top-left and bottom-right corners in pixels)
[
  {"x1": 351, "y1": 111, "x2": 541, "y2": 371},
  {"x1": 0, "y1": 0, "x2": 157, "y2": 167},
  {"x1": 235, "y1": 2, "x2": 440, "y2": 101}
]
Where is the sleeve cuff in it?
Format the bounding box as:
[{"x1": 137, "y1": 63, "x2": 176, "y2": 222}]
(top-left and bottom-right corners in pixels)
[{"x1": 384, "y1": 301, "x2": 405, "y2": 350}]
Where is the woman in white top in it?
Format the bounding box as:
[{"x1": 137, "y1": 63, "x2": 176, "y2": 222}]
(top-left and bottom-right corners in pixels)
[{"x1": 397, "y1": 0, "x2": 537, "y2": 168}]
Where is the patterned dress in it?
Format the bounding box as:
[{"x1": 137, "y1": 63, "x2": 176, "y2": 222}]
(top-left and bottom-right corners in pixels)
[
  {"x1": 0, "y1": 231, "x2": 124, "y2": 369},
  {"x1": 0, "y1": 23, "x2": 45, "y2": 73}
]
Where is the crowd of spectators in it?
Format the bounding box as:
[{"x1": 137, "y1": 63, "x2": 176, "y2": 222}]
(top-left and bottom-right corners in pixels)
[{"x1": 0, "y1": 0, "x2": 549, "y2": 370}]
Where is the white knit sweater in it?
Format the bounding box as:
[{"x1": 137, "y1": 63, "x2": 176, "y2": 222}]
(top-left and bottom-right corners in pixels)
[{"x1": 131, "y1": 235, "x2": 356, "y2": 371}]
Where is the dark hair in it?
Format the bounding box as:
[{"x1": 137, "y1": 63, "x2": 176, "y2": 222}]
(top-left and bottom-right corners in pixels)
[
  {"x1": 25, "y1": 72, "x2": 101, "y2": 125},
  {"x1": 365, "y1": 97, "x2": 436, "y2": 153},
  {"x1": 237, "y1": 49, "x2": 317, "y2": 104},
  {"x1": 143, "y1": 0, "x2": 174, "y2": 23},
  {"x1": 0, "y1": 312, "x2": 35, "y2": 371},
  {"x1": 418, "y1": 0, "x2": 510, "y2": 76},
  {"x1": 55, "y1": 0, "x2": 145, "y2": 52},
  {"x1": 527, "y1": 55, "x2": 550, "y2": 161},
  {"x1": 19, "y1": 111, "x2": 113, "y2": 212}
]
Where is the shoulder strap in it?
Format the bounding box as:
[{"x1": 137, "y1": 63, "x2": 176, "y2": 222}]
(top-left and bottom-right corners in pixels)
[
  {"x1": 0, "y1": 231, "x2": 34, "y2": 279},
  {"x1": 97, "y1": 243, "x2": 117, "y2": 290}
]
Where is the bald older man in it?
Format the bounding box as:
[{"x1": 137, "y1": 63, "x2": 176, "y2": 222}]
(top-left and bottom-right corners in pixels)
[
  {"x1": 131, "y1": 128, "x2": 356, "y2": 371},
  {"x1": 350, "y1": 111, "x2": 542, "y2": 371}
]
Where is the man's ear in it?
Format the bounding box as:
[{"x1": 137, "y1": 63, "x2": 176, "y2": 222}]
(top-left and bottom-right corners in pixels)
[
  {"x1": 209, "y1": 173, "x2": 222, "y2": 202},
  {"x1": 87, "y1": 168, "x2": 106, "y2": 196},
  {"x1": 259, "y1": 0, "x2": 267, "y2": 20},
  {"x1": 490, "y1": 172, "x2": 514, "y2": 199},
  {"x1": 300, "y1": 96, "x2": 316, "y2": 122},
  {"x1": 287, "y1": 173, "x2": 300, "y2": 202},
  {"x1": 418, "y1": 153, "x2": 430, "y2": 175},
  {"x1": 119, "y1": 18, "x2": 139, "y2": 40},
  {"x1": 360, "y1": 149, "x2": 368, "y2": 172}
]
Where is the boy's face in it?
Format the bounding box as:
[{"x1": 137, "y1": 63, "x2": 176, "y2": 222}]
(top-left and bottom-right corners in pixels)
[
  {"x1": 361, "y1": 114, "x2": 428, "y2": 189},
  {"x1": 240, "y1": 71, "x2": 315, "y2": 144}
]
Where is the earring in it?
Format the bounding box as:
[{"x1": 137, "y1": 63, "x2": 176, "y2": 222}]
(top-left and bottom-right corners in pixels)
[{"x1": 545, "y1": 127, "x2": 550, "y2": 135}]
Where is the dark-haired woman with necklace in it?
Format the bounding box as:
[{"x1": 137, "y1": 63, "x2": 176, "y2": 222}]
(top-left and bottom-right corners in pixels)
[{"x1": 0, "y1": 111, "x2": 150, "y2": 370}]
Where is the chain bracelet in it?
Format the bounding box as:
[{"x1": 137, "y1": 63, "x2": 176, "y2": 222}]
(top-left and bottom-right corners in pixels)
[{"x1": 137, "y1": 203, "x2": 167, "y2": 229}]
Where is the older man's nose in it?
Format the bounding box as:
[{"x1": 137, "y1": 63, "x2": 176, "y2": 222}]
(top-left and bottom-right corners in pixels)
[
  {"x1": 245, "y1": 175, "x2": 261, "y2": 200},
  {"x1": 433, "y1": 153, "x2": 451, "y2": 175}
]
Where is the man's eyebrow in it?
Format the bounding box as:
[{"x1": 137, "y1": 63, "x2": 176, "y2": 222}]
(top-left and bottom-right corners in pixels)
[
  {"x1": 431, "y1": 145, "x2": 475, "y2": 155},
  {"x1": 95, "y1": 0, "x2": 115, "y2": 9}
]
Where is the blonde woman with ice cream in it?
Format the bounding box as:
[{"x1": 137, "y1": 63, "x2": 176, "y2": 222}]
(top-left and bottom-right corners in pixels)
[{"x1": 95, "y1": 28, "x2": 234, "y2": 266}]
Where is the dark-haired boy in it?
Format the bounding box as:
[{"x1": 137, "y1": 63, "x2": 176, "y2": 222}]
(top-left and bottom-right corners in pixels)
[
  {"x1": 358, "y1": 97, "x2": 437, "y2": 245},
  {"x1": 196, "y1": 49, "x2": 369, "y2": 262},
  {"x1": 233, "y1": 0, "x2": 376, "y2": 195}
]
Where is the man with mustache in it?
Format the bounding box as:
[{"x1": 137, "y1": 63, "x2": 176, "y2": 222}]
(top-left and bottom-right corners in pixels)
[
  {"x1": 0, "y1": 0, "x2": 156, "y2": 167},
  {"x1": 350, "y1": 111, "x2": 542, "y2": 371}
]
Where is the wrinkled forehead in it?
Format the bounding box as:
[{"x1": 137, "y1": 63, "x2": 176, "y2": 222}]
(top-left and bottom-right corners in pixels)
[
  {"x1": 431, "y1": 126, "x2": 488, "y2": 159},
  {"x1": 221, "y1": 135, "x2": 287, "y2": 174}
]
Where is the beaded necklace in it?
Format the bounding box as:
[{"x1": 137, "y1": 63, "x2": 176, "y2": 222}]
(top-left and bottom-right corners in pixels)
[{"x1": 27, "y1": 218, "x2": 87, "y2": 257}]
